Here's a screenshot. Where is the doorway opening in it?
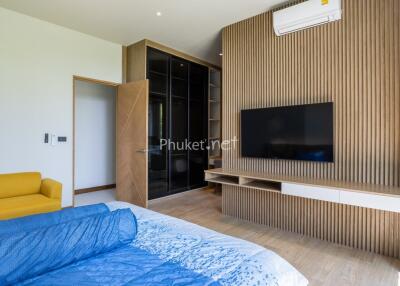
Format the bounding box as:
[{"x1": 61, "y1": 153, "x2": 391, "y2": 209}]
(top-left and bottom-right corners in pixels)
[{"x1": 73, "y1": 76, "x2": 118, "y2": 206}]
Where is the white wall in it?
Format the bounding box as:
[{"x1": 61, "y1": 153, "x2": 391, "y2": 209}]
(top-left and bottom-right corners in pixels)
[
  {"x1": 75, "y1": 81, "x2": 116, "y2": 190},
  {"x1": 0, "y1": 7, "x2": 122, "y2": 207}
]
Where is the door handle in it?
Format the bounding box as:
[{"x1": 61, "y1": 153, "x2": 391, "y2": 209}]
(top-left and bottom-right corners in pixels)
[{"x1": 136, "y1": 149, "x2": 148, "y2": 153}]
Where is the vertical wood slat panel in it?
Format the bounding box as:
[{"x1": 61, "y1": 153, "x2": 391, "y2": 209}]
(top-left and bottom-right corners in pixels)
[
  {"x1": 222, "y1": 186, "x2": 400, "y2": 258},
  {"x1": 221, "y1": 0, "x2": 400, "y2": 258}
]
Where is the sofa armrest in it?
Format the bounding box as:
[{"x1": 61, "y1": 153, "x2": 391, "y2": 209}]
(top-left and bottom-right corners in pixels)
[{"x1": 41, "y1": 179, "x2": 62, "y2": 200}]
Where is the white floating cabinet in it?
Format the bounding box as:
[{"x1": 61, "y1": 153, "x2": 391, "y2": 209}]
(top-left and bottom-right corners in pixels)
[
  {"x1": 282, "y1": 183, "x2": 340, "y2": 203},
  {"x1": 340, "y1": 191, "x2": 400, "y2": 213}
]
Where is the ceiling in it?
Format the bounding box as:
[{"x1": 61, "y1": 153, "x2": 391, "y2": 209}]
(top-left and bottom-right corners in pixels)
[{"x1": 0, "y1": 0, "x2": 287, "y2": 65}]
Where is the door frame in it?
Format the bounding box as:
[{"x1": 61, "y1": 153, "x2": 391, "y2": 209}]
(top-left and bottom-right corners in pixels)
[{"x1": 72, "y1": 75, "x2": 119, "y2": 207}]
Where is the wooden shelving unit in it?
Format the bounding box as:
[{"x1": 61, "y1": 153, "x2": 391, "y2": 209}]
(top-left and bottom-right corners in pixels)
[
  {"x1": 123, "y1": 39, "x2": 217, "y2": 203},
  {"x1": 205, "y1": 169, "x2": 282, "y2": 193},
  {"x1": 204, "y1": 168, "x2": 400, "y2": 212},
  {"x1": 208, "y1": 68, "x2": 222, "y2": 168}
]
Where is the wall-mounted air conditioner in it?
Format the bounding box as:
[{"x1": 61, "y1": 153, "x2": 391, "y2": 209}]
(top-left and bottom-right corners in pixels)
[{"x1": 273, "y1": 0, "x2": 342, "y2": 36}]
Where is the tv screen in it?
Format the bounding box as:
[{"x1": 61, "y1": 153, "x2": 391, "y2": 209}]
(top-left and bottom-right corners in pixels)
[{"x1": 241, "y1": 102, "x2": 334, "y2": 162}]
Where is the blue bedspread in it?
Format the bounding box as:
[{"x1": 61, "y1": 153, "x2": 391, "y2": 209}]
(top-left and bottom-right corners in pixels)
[
  {"x1": 0, "y1": 203, "x2": 109, "y2": 236},
  {"x1": 18, "y1": 246, "x2": 219, "y2": 286},
  {"x1": 0, "y1": 202, "x2": 308, "y2": 286},
  {"x1": 107, "y1": 202, "x2": 308, "y2": 286},
  {"x1": 0, "y1": 208, "x2": 136, "y2": 285}
]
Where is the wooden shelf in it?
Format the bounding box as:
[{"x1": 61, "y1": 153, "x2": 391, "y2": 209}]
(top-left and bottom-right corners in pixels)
[
  {"x1": 208, "y1": 69, "x2": 222, "y2": 165},
  {"x1": 171, "y1": 76, "x2": 187, "y2": 81},
  {"x1": 149, "y1": 70, "x2": 167, "y2": 77},
  {"x1": 208, "y1": 156, "x2": 222, "y2": 166},
  {"x1": 205, "y1": 168, "x2": 400, "y2": 197},
  {"x1": 206, "y1": 174, "x2": 239, "y2": 186},
  {"x1": 240, "y1": 178, "x2": 281, "y2": 193},
  {"x1": 209, "y1": 156, "x2": 222, "y2": 159},
  {"x1": 171, "y1": 94, "x2": 186, "y2": 99},
  {"x1": 150, "y1": 91, "x2": 168, "y2": 97},
  {"x1": 204, "y1": 168, "x2": 400, "y2": 212},
  {"x1": 205, "y1": 170, "x2": 282, "y2": 193}
]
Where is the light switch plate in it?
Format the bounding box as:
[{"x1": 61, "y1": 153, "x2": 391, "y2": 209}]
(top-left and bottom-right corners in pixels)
[{"x1": 51, "y1": 134, "x2": 57, "y2": 146}]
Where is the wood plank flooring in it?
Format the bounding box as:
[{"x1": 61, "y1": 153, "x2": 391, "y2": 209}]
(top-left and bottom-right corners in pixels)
[{"x1": 149, "y1": 189, "x2": 400, "y2": 286}]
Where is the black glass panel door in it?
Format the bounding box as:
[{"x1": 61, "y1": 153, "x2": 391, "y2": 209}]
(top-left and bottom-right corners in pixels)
[
  {"x1": 147, "y1": 47, "x2": 209, "y2": 199},
  {"x1": 169, "y1": 58, "x2": 189, "y2": 193},
  {"x1": 170, "y1": 153, "x2": 188, "y2": 191},
  {"x1": 189, "y1": 63, "x2": 208, "y2": 188},
  {"x1": 149, "y1": 73, "x2": 168, "y2": 95},
  {"x1": 148, "y1": 49, "x2": 169, "y2": 199}
]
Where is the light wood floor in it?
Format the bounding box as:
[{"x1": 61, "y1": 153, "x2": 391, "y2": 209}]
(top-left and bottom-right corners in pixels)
[{"x1": 149, "y1": 189, "x2": 400, "y2": 286}]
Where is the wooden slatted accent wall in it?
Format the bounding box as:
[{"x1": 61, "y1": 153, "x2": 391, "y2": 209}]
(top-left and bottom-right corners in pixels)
[
  {"x1": 221, "y1": 0, "x2": 400, "y2": 258},
  {"x1": 222, "y1": 189, "x2": 400, "y2": 258}
]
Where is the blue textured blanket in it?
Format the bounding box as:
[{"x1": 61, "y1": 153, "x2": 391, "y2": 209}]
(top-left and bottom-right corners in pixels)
[
  {"x1": 0, "y1": 205, "x2": 220, "y2": 286},
  {"x1": 18, "y1": 246, "x2": 220, "y2": 286},
  {"x1": 0, "y1": 208, "x2": 136, "y2": 285},
  {"x1": 0, "y1": 202, "x2": 308, "y2": 286},
  {"x1": 0, "y1": 203, "x2": 109, "y2": 236}
]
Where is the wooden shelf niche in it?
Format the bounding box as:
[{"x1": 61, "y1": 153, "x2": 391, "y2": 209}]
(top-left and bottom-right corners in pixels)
[
  {"x1": 208, "y1": 68, "x2": 222, "y2": 167},
  {"x1": 205, "y1": 170, "x2": 281, "y2": 193}
]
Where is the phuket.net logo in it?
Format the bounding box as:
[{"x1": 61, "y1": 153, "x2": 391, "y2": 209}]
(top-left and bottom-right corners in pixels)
[{"x1": 159, "y1": 136, "x2": 238, "y2": 151}]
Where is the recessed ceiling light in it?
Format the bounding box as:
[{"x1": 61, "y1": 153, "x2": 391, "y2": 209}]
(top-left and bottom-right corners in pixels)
[{"x1": 156, "y1": 11, "x2": 162, "y2": 16}]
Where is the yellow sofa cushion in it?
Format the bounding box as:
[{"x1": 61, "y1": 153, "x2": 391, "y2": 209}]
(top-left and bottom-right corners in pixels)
[
  {"x1": 0, "y1": 172, "x2": 41, "y2": 199},
  {"x1": 0, "y1": 194, "x2": 61, "y2": 220}
]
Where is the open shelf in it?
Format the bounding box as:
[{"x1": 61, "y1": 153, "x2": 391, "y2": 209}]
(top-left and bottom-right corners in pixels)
[
  {"x1": 209, "y1": 147, "x2": 221, "y2": 158},
  {"x1": 210, "y1": 69, "x2": 221, "y2": 87},
  {"x1": 208, "y1": 68, "x2": 222, "y2": 167},
  {"x1": 205, "y1": 173, "x2": 239, "y2": 186},
  {"x1": 240, "y1": 178, "x2": 281, "y2": 193},
  {"x1": 205, "y1": 169, "x2": 282, "y2": 193},
  {"x1": 210, "y1": 87, "x2": 221, "y2": 102}
]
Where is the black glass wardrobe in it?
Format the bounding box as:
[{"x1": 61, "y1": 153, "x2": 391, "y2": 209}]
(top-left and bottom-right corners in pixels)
[{"x1": 147, "y1": 47, "x2": 209, "y2": 199}]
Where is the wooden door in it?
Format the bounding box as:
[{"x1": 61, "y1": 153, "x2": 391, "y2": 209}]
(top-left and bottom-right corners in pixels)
[{"x1": 116, "y1": 80, "x2": 148, "y2": 207}]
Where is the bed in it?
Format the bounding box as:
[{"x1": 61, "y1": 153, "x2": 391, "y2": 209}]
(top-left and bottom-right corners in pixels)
[{"x1": 0, "y1": 201, "x2": 308, "y2": 286}]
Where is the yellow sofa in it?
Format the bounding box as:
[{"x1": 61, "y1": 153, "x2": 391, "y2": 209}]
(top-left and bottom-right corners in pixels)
[{"x1": 0, "y1": 172, "x2": 62, "y2": 220}]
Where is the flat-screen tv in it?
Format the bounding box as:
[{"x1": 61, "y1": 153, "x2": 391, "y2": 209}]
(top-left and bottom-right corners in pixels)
[{"x1": 241, "y1": 102, "x2": 334, "y2": 162}]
